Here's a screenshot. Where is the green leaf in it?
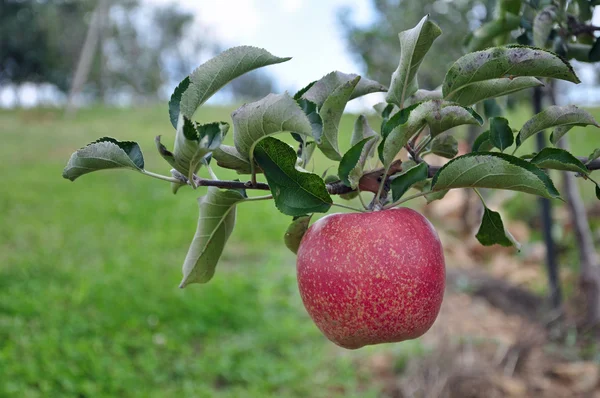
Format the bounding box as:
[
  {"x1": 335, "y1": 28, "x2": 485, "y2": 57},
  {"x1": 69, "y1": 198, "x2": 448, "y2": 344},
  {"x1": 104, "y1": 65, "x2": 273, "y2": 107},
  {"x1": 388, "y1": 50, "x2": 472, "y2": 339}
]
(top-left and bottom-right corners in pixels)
[
  {"x1": 301, "y1": 71, "x2": 387, "y2": 107},
  {"x1": 449, "y1": 77, "x2": 543, "y2": 106},
  {"x1": 529, "y1": 147, "x2": 589, "y2": 174},
  {"x1": 476, "y1": 206, "x2": 521, "y2": 249},
  {"x1": 378, "y1": 103, "x2": 420, "y2": 164},
  {"x1": 420, "y1": 180, "x2": 448, "y2": 203},
  {"x1": 565, "y1": 43, "x2": 593, "y2": 62},
  {"x1": 382, "y1": 100, "x2": 480, "y2": 168},
  {"x1": 351, "y1": 114, "x2": 378, "y2": 147},
  {"x1": 577, "y1": 0, "x2": 593, "y2": 21},
  {"x1": 406, "y1": 89, "x2": 443, "y2": 105},
  {"x1": 316, "y1": 76, "x2": 361, "y2": 160},
  {"x1": 172, "y1": 118, "x2": 228, "y2": 182},
  {"x1": 549, "y1": 126, "x2": 573, "y2": 144},
  {"x1": 499, "y1": 0, "x2": 522, "y2": 15},
  {"x1": 232, "y1": 93, "x2": 313, "y2": 160},
  {"x1": 179, "y1": 187, "x2": 246, "y2": 287},
  {"x1": 303, "y1": 141, "x2": 318, "y2": 166},
  {"x1": 466, "y1": 14, "x2": 521, "y2": 52},
  {"x1": 179, "y1": 46, "x2": 290, "y2": 119},
  {"x1": 253, "y1": 137, "x2": 332, "y2": 216},
  {"x1": 443, "y1": 46, "x2": 580, "y2": 101},
  {"x1": 168, "y1": 76, "x2": 190, "y2": 129},
  {"x1": 533, "y1": 6, "x2": 556, "y2": 48},
  {"x1": 294, "y1": 80, "x2": 317, "y2": 100},
  {"x1": 517, "y1": 105, "x2": 599, "y2": 147},
  {"x1": 426, "y1": 103, "x2": 481, "y2": 136},
  {"x1": 489, "y1": 117, "x2": 514, "y2": 151},
  {"x1": 155, "y1": 135, "x2": 177, "y2": 169},
  {"x1": 431, "y1": 152, "x2": 561, "y2": 199},
  {"x1": 386, "y1": 15, "x2": 442, "y2": 107},
  {"x1": 430, "y1": 135, "x2": 459, "y2": 158},
  {"x1": 596, "y1": 185, "x2": 600, "y2": 200},
  {"x1": 63, "y1": 137, "x2": 144, "y2": 181},
  {"x1": 212, "y1": 145, "x2": 256, "y2": 174},
  {"x1": 472, "y1": 131, "x2": 494, "y2": 152},
  {"x1": 338, "y1": 136, "x2": 378, "y2": 188},
  {"x1": 391, "y1": 162, "x2": 428, "y2": 201},
  {"x1": 483, "y1": 99, "x2": 503, "y2": 119},
  {"x1": 284, "y1": 215, "x2": 312, "y2": 254},
  {"x1": 588, "y1": 148, "x2": 600, "y2": 163},
  {"x1": 297, "y1": 98, "x2": 322, "y2": 140}
]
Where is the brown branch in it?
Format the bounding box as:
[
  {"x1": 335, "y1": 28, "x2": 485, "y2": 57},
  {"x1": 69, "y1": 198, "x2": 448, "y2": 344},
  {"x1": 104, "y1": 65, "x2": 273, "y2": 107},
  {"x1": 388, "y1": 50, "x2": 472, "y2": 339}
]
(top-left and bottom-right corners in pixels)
[{"x1": 187, "y1": 156, "x2": 600, "y2": 194}]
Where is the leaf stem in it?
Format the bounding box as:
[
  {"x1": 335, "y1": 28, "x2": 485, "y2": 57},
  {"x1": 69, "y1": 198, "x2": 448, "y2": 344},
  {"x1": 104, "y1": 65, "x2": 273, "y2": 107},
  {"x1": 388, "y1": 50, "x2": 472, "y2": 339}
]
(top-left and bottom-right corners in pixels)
[
  {"x1": 245, "y1": 194, "x2": 273, "y2": 202},
  {"x1": 141, "y1": 170, "x2": 182, "y2": 184},
  {"x1": 415, "y1": 136, "x2": 432, "y2": 155},
  {"x1": 383, "y1": 190, "x2": 432, "y2": 209},
  {"x1": 473, "y1": 188, "x2": 486, "y2": 206}
]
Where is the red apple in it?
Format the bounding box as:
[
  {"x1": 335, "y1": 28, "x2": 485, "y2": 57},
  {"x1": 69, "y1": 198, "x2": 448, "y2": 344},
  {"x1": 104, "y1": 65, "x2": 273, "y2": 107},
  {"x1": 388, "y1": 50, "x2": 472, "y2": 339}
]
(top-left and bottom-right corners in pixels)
[{"x1": 296, "y1": 208, "x2": 445, "y2": 349}]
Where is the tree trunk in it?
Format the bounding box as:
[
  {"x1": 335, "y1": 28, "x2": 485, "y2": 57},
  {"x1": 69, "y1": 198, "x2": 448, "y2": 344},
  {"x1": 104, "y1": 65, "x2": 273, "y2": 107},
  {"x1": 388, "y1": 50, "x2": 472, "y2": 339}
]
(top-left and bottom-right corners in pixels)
[
  {"x1": 558, "y1": 139, "x2": 600, "y2": 330},
  {"x1": 65, "y1": 0, "x2": 108, "y2": 116},
  {"x1": 533, "y1": 86, "x2": 562, "y2": 312}
]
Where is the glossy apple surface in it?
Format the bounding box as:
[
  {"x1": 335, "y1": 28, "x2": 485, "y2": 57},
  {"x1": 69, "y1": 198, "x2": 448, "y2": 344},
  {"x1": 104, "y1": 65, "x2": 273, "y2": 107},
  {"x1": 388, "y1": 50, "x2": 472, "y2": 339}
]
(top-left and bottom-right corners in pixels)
[{"x1": 296, "y1": 208, "x2": 445, "y2": 349}]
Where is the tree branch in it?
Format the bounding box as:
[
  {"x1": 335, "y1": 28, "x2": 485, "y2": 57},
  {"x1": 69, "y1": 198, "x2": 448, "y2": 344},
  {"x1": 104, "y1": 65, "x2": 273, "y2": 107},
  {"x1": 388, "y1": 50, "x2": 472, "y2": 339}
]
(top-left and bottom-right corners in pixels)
[{"x1": 185, "y1": 157, "x2": 600, "y2": 194}]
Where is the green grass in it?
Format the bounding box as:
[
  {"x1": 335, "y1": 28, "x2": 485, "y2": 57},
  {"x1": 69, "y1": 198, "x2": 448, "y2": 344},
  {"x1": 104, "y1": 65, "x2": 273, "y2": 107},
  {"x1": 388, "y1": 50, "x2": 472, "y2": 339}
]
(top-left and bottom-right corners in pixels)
[{"x1": 0, "y1": 105, "x2": 414, "y2": 398}]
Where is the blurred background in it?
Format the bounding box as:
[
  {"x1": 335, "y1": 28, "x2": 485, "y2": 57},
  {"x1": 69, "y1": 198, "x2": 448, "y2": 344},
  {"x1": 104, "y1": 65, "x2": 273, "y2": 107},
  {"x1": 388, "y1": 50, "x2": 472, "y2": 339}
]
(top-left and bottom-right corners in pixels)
[{"x1": 2, "y1": 0, "x2": 600, "y2": 397}]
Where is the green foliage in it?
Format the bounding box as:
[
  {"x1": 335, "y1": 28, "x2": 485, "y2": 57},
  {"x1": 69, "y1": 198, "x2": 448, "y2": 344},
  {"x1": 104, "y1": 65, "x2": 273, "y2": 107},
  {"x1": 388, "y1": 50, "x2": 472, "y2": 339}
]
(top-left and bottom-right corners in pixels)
[
  {"x1": 386, "y1": 15, "x2": 442, "y2": 107},
  {"x1": 179, "y1": 46, "x2": 290, "y2": 120},
  {"x1": 431, "y1": 152, "x2": 561, "y2": 199},
  {"x1": 62, "y1": 137, "x2": 145, "y2": 181},
  {"x1": 338, "y1": 136, "x2": 378, "y2": 188},
  {"x1": 430, "y1": 135, "x2": 459, "y2": 158},
  {"x1": 390, "y1": 163, "x2": 428, "y2": 201},
  {"x1": 314, "y1": 76, "x2": 360, "y2": 160},
  {"x1": 169, "y1": 120, "x2": 229, "y2": 183},
  {"x1": 212, "y1": 145, "x2": 255, "y2": 174},
  {"x1": 489, "y1": 117, "x2": 515, "y2": 151},
  {"x1": 443, "y1": 46, "x2": 580, "y2": 101},
  {"x1": 180, "y1": 188, "x2": 247, "y2": 287},
  {"x1": 517, "y1": 105, "x2": 599, "y2": 147},
  {"x1": 381, "y1": 100, "x2": 480, "y2": 167},
  {"x1": 472, "y1": 131, "x2": 495, "y2": 152},
  {"x1": 254, "y1": 138, "x2": 333, "y2": 217},
  {"x1": 476, "y1": 205, "x2": 521, "y2": 249},
  {"x1": 232, "y1": 93, "x2": 313, "y2": 160},
  {"x1": 529, "y1": 148, "x2": 589, "y2": 174},
  {"x1": 284, "y1": 215, "x2": 313, "y2": 254},
  {"x1": 466, "y1": 14, "x2": 521, "y2": 52}
]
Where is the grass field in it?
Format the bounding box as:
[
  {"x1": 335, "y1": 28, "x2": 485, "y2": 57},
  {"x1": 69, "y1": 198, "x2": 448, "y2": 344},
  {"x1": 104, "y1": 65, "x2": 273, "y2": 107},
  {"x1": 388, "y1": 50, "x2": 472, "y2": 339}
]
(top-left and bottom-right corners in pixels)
[{"x1": 2, "y1": 102, "x2": 600, "y2": 397}]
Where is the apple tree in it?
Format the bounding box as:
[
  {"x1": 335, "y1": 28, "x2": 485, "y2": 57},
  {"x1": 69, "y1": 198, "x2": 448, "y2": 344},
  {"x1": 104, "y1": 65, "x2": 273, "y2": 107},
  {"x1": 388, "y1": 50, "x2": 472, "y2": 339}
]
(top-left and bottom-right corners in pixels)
[{"x1": 63, "y1": 16, "x2": 600, "y2": 348}]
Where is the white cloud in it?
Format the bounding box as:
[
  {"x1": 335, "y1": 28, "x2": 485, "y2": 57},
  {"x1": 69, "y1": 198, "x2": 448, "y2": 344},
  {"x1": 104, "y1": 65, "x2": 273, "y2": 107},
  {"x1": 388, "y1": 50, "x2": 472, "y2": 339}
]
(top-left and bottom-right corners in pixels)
[{"x1": 280, "y1": 0, "x2": 302, "y2": 13}]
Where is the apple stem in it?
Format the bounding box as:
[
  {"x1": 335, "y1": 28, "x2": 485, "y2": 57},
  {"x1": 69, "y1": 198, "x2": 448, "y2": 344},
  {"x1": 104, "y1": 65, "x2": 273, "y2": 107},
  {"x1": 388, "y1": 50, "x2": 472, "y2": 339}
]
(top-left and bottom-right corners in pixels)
[
  {"x1": 374, "y1": 165, "x2": 390, "y2": 206},
  {"x1": 357, "y1": 189, "x2": 370, "y2": 210}
]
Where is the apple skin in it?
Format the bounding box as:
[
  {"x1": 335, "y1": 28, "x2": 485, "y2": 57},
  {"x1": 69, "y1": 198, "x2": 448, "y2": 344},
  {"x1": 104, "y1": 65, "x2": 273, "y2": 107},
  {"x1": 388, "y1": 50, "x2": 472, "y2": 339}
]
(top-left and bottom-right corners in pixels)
[{"x1": 296, "y1": 208, "x2": 445, "y2": 349}]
